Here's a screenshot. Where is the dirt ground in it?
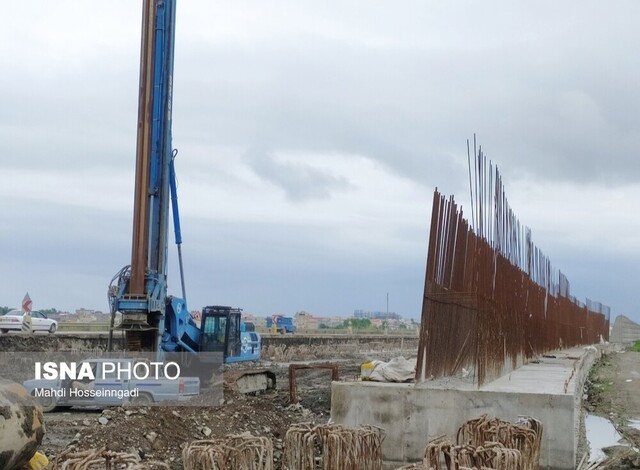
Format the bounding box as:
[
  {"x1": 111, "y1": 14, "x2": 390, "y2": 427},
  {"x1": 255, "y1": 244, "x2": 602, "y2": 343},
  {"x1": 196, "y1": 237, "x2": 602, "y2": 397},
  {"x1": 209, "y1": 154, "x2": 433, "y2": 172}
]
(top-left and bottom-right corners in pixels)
[
  {"x1": 20, "y1": 341, "x2": 640, "y2": 469},
  {"x1": 584, "y1": 346, "x2": 640, "y2": 468},
  {"x1": 35, "y1": 349, "x2": 395, "y2": 469}
]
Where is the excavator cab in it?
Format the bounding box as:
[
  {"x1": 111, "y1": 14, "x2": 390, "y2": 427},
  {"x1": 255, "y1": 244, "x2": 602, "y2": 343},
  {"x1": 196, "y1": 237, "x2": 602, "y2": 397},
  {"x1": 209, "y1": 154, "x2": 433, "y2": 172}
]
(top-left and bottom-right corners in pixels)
[
  {"x1": 199, "y1": 306, "x2": 273, "y2": 393},
  {"x1": 199, "y1": 306, "x2": 261, "y2": 362}
]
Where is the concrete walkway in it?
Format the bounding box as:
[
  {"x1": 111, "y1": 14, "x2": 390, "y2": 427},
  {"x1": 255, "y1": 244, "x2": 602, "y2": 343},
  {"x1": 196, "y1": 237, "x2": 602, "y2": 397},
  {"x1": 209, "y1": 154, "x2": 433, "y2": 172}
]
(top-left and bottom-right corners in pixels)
[{"x1": 481, "y1": 347, "x2": 594, "y2": 395}]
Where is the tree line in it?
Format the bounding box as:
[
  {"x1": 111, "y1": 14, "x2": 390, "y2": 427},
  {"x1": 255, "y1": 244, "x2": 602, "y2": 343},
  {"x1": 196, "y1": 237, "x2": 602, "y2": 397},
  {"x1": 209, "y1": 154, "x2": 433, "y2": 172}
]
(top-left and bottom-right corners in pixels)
[{"x1": 0, "y1": 306, "x2": 59, "y2": 316}]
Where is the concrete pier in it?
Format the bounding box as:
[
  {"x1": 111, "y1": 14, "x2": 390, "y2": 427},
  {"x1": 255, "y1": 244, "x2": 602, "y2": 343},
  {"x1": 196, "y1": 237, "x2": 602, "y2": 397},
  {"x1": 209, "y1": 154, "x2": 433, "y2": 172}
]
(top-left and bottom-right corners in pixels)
[{"x1": 331, "y1": 346, "x2": 600, "y2": 470}]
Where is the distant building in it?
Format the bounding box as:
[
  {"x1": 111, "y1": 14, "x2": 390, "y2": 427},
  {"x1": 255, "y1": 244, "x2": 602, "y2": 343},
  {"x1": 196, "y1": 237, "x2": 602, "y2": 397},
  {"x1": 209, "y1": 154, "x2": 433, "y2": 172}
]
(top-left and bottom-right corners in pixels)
[
  {"x1": 241, "y1": 312, "x2": 261, "y2": 328},
  {"x1": 354, "y1": 309, "x2": 401, "y2": 320},
  {"x1": 295, "y1": 311, "x2": 319, "y2": 330},
  {"x1": 75, "y1": 308, "x2": 95, "y2": 316},
  {"x1": 190, "y1": 310, "x2": 202, "y2": 327}
]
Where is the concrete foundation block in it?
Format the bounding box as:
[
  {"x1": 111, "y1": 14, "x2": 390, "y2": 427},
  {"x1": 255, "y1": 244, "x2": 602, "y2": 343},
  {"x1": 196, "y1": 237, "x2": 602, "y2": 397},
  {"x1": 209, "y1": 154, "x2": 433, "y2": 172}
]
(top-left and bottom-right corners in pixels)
[{"x1": 331, "y1": 347, "x2": 599, "y2": 470}]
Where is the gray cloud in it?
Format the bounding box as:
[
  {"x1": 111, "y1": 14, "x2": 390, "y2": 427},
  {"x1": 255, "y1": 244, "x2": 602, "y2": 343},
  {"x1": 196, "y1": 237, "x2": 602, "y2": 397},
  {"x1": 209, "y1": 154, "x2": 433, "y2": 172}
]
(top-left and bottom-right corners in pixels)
[
  {"x1": 170, "y1": 3, "x2": 640, "y2": 188},
  {"x1": 0, "y1": 201, "x2": 131, "y2": 311},
  {"x1": 244, "y1": 146, "x2": 353, "y2": 202},
  {"x1": 2, "y1": 0, "x2": 639, "y2": 321},
  {"x1": 176, "y1": 218, "x2": 427, "y2": 317}
]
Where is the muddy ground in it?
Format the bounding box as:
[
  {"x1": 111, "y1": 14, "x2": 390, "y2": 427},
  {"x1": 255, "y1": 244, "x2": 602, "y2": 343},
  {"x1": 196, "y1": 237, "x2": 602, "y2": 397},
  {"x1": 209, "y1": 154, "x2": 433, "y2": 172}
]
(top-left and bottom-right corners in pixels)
[
  {"x1": 29, "y1": 339, "x2": 640, "y2": 469},
  {"x1": 583, "y1": 346, "x2": 640, "y2": 468},
  {"x1": 36, "y1": 346, "x2": 407, "y2": 469},
  {"x1": 38, "y1": 369, "x2": 338, "y2": 469}
]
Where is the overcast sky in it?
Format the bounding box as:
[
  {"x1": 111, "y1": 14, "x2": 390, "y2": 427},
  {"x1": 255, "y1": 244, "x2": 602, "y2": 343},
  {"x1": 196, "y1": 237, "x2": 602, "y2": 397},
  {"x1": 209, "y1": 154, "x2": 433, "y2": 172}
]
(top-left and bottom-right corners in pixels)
[{"x1": 1, "y1": 1, "x2": 638, "y2": 323}]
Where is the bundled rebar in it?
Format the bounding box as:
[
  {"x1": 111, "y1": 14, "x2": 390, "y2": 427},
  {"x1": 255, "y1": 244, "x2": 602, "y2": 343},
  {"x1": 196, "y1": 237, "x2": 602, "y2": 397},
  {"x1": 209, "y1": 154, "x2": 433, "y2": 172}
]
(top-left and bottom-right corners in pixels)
[
  {"x1": 284, "y1": 423, "x2": 385, "y2": 470},
  {"x1": 423, "y1": 436, "x2": 454, "y2": 470},
  {"x1": 183, "y1": 435, "x2": 273, "y2": 470},
  {"x1": 456, "y1": 415, "x2": 542, "y2": 470},
  {"x1": 423, "y1": 438, "x2": 522, "y2": 470},
  {"x1": 457, "y1": 443, "x2": 507, "y2": 469},
  {"x1": 513, "y1": 416, "x2": 543, "y2": 470},
  {"x1": 492, "y1": 445, "x2": 522, "y2": 470},
  {"x1": 49, "y1": 447, "x2": 170, "y2": 470}
]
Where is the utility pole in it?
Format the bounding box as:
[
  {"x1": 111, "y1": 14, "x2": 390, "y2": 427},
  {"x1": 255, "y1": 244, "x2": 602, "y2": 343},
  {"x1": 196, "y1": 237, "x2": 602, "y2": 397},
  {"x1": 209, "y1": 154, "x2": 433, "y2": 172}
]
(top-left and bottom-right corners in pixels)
[{"x1": 385, "y1": 292, "x2": 389, "y2": 335}]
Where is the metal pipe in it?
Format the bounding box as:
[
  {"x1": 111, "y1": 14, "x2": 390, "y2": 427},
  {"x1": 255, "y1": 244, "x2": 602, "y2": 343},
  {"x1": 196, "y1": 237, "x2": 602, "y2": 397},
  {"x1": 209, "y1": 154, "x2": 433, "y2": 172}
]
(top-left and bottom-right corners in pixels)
[
  {"x1": 169, "y1": 150, "x2": 186, "y2": 301},
  {"x1": 130, "y1": 0, "x2": 156, "y2": 295}
]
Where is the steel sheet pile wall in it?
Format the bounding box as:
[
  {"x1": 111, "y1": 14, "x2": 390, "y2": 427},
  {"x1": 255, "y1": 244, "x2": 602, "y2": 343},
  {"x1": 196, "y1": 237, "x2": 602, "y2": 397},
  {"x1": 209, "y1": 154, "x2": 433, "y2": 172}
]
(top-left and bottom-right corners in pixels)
[{"x1": 416, "y1": 143, "x2": 610, "y2": 385}]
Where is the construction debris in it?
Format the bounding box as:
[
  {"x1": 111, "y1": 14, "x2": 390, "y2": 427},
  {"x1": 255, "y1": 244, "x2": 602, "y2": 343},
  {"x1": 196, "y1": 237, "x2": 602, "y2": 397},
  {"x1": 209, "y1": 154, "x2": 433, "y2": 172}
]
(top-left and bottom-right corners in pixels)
[
  {"x1": 581, "y1": 448, "x2": 640, "y2": 469},
  {"x1": 33, "y1": 364, "x2": 365, "y2": 470},
  {"x1": 361, "y1": 357, "x2": 416, "y2": 382},
  {"x1": 26, "y1": 452, "x2": 49, "y2": 470},
  {"x1": 47, "y1": 424, "x2": 383, "y2": 470},
  {"x1": 289, "y1": 364, "x2": 339, "y2": 404},
  {"x1": 48, "y1": 446, "x2": 170, "y2": 469}
]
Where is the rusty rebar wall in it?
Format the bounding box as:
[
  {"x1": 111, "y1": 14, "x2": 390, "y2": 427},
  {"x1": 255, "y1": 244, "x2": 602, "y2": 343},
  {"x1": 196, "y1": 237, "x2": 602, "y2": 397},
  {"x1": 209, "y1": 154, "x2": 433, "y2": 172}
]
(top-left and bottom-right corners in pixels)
[{"x1": 416, "y1": 141, "x2": 610, "y2": 385}]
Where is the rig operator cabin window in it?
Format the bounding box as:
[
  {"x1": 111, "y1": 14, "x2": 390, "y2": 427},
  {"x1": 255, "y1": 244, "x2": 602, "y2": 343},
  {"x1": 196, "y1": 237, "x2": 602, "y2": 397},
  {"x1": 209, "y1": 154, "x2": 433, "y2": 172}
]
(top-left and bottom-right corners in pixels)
[
  {"x1": 227, "y1": 313, "x2": 241, "y2": 357},
  {"x1": 202, "y1": 315, "x2": 227, "y2": 353}
]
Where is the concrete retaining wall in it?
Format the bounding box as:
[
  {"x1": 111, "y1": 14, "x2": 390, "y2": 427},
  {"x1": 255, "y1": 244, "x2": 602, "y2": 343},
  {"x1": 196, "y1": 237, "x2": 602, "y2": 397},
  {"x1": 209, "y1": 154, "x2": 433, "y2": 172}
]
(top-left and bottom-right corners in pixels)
[
  {"x1": 331, "y1": 347, "x2": 599, "y2": 470},
  {"x1": 261, "y1": 334, "x2": 418, "y2": 350},
  {"x1": 0, "y1": 333, "x2": 124, "y2": 352},
  {"x1": 332, "y1": 382, "x2": 575, "y2": 469},
  {"x1": 0, "y1": 333, "x2": 417, "y2": 353}
]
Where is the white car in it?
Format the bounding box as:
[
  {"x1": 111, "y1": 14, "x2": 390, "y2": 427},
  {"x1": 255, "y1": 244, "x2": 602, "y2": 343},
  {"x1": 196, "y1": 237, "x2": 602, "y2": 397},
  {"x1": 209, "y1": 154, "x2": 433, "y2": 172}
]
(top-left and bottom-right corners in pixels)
[{"x1": 0, "y1": 310, "x2": 58, "y2": 334}]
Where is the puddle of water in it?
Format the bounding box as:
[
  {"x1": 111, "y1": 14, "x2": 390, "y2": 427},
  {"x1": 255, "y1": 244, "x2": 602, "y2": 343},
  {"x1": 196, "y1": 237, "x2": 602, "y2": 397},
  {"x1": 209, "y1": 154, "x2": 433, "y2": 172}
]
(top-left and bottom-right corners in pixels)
[
  {"x1": 586, "y1": 415, "x2": 626, "y2": 462},
  {"x1": 628, "y1": 419, "x2": 640, "y2": 431}
]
